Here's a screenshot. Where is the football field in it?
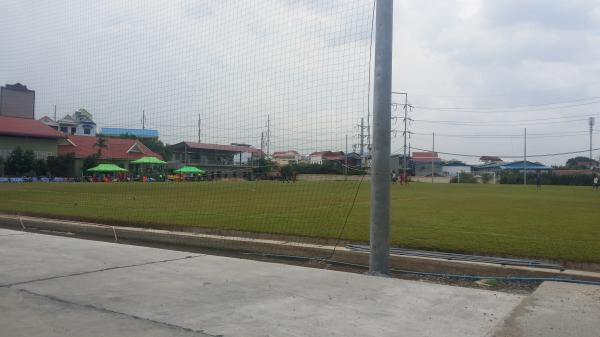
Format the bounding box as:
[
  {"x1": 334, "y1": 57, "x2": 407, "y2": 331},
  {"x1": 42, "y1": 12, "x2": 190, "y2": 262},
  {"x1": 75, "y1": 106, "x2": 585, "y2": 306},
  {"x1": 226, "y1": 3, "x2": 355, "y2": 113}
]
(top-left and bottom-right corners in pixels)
[{"x1": 1, "y1": 181, "x2": 599, "y2": 263}]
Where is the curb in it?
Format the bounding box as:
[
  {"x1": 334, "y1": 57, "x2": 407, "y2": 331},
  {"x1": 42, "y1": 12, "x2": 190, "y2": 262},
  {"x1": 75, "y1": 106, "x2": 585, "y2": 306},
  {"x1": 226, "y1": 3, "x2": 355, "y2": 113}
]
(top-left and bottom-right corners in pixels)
[{"x1": 1, "y1": 213, "x2": 599, "y2": 282}]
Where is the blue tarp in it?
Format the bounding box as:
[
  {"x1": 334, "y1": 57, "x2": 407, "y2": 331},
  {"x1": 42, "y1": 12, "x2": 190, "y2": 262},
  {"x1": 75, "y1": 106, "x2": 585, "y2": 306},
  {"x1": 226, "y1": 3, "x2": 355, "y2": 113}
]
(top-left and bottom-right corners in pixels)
[{"x1": 100, "y1": 128, "x2": 159, "y2": 138}]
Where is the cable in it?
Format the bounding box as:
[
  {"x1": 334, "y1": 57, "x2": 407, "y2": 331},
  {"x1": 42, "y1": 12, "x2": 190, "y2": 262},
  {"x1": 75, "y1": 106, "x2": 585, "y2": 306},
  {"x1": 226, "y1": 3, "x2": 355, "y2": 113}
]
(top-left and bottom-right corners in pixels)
[
  {"x1": 398, "y1": 146, "x2": 600, "y2": 159},
  {"x1": 413, "y1": 97, "x2": 600, "y2": 114},
  {"x1": 412, "y1": 117, "x2": 594, "y2": 127},
  {"x1": 409, "y1": 130, "x2": 597, "y2": 139}
]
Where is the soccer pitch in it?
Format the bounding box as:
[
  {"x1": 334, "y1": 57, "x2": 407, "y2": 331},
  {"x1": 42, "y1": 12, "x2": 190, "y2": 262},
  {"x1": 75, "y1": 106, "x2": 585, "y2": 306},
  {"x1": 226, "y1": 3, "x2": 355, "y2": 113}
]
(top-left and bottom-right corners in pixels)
[{"x1": 1, "y1": 181, "x2": 599, "y2": 263}]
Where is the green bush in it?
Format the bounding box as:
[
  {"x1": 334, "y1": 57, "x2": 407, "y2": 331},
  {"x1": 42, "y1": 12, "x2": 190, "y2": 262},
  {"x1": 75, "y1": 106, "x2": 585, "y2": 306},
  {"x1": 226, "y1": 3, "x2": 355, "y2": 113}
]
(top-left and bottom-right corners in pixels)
[{"x1": 499, "y1": 171, "x2": 597, "y2": 186}]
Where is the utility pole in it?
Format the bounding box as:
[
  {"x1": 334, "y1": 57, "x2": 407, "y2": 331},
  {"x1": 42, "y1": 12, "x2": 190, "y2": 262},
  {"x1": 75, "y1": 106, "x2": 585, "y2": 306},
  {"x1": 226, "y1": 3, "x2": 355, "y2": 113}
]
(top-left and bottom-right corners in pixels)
[
  {"x1": 53, "y1": 105, "x2": 57, "y2": 121},
  {"x1": 266, "y1": 115, "x2": 271, "y2": 158},
  {"x1": 524, "y1": 128, "x2": 527, "y2": 185},
  {"x1": 345, "y1": 135, "x2": 349, "y2": 180},
  {"x1": 431, "y1": 132, "x2": 435, "y2": 183},
  {"x1": 369, "y1": 0, "x2": 393, "y2": 276},
  {"x1": 356, "y1": 118, "x2": 369, "y2": 159},
  {"x1": 142, "y1": 110, "x2": 145, "y2": 130},
  {"x1": 260, "y1": 131, "x2": 264, "y2": 155},
  {"x1": 392, "y1": 92, "x2": 411, "y2": 182},
  {"x1": 590, "y1": 117, "x2": 595, "y2": 164},
  {"x1": 198, "y1": 114, "x2": 202, "y2": 143}
]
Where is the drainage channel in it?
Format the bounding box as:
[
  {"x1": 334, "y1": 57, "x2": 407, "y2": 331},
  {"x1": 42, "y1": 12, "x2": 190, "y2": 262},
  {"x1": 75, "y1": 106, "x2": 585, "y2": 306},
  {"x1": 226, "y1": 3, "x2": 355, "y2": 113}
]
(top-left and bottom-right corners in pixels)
[{"x1": 346, "y1": 244, "x2": 564, "y2": 270}]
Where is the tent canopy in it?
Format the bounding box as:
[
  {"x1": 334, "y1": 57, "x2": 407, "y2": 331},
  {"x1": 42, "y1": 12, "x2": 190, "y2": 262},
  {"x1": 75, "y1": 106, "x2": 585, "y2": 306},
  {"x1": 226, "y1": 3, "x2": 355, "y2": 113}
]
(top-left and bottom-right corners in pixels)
[
  {"x1": 174, "y1": 166, "x2": 205, "y2": 174},
  {"x1": 87, "y1": 163, "x2": 128, "y2": 173},
  {"x1": 131, "y1": 156, "x2": 167, "y2": 165}
]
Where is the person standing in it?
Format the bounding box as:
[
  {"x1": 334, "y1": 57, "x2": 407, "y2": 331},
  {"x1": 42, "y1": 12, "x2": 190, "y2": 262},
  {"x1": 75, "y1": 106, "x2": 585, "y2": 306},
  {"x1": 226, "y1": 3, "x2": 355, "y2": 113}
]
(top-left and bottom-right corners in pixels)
[
  {"x1": 535, "y1": 173, "x2": 542, "y2": 191},
  {"x1": 594, "y1": 175, "x2": 599, "y2": 191}
]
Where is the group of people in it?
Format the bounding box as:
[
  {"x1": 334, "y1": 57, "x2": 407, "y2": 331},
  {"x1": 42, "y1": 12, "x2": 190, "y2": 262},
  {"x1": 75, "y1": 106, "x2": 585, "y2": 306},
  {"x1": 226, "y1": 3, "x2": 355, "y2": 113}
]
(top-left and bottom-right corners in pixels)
[{"x1": 391, "y1": 170, "x2": 409, "y2": 185}]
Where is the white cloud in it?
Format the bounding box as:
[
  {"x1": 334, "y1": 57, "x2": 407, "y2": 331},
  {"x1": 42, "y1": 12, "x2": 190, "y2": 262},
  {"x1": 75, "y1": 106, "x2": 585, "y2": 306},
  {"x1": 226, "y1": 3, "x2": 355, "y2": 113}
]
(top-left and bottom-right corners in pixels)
[{"x1": 1, "y1": 0, "x2": 599, "y2": 164}]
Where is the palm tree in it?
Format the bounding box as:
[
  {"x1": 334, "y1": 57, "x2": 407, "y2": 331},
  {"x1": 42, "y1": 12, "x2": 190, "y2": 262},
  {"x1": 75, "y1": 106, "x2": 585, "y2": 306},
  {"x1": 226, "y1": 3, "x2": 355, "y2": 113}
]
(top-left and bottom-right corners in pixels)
[{"x1": 94, "y1": 136, "x2": 108, "y2": 157}]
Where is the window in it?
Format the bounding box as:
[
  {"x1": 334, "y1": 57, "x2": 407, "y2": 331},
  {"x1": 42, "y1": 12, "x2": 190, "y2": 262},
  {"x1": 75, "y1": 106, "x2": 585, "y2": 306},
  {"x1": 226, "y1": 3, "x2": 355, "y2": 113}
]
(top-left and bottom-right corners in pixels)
[
  {"x1": 60, "y1": 127, "x2": 68, "y2": 133},
  {"x1": 71, "y1": 127, "x2": 76, "y2": 134},
  {"x1": 83, "y1": 127, "x2": 91, "y2": 135}
]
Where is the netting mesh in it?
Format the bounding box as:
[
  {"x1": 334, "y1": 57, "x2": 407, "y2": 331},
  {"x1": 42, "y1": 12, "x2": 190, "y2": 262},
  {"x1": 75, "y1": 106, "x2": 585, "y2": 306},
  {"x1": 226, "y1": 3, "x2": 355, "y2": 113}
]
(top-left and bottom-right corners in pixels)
[{"x1": 1, "y1": 1, "x2": 376, "y2": 255}]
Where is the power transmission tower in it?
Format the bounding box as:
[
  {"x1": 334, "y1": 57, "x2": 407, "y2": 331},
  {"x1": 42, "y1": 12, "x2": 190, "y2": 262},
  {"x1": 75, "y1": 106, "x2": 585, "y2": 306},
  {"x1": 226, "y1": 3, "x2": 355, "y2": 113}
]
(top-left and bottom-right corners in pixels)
[
  {"x1": 392, "y1": 92, "x2": 412, "y2": 181},
  {"x1": 355, "y1": 117, "x2": 369, "y2": 162}
]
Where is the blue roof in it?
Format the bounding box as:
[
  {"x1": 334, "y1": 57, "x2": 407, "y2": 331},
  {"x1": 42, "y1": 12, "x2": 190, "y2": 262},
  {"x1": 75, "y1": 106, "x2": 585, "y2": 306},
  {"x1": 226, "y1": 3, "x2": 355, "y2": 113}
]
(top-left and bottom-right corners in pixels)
[
  {"x1": 101, "y1": 128, "x2": 159, "y2": 138},
  {"x1": 500, "y1": 161, "x2": 552, "y2": 170}
]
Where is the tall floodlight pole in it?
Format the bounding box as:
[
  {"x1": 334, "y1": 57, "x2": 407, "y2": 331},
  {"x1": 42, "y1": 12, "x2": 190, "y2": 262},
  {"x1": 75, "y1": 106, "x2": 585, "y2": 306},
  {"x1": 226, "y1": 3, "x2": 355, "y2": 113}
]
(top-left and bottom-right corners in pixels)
[
  {"x1": 370, "y1": 0, "x2": 393, "y2": 275},
  {"x1": 524, "y1": 128, "x2": 527, "y2": 185},
  {"x1": 590, "y1": 117, "x2": 595, "y2": 164}
]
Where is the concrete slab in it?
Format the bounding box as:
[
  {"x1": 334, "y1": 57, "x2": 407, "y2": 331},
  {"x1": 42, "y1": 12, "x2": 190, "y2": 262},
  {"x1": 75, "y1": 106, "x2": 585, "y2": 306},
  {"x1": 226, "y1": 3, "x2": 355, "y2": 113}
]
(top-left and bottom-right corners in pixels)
[
  {"x1": 494, "y1": 281, "x2": 600, "y2": 337},
  {"x1": 0, "y1": 229, "x2": 525, "y2": 337},
  {"x1": 0, "y1": 230, "x2": 197, "y2": 286},
  {"x1": 0, "y1": 288, "x2": 211, "y2": 337}
]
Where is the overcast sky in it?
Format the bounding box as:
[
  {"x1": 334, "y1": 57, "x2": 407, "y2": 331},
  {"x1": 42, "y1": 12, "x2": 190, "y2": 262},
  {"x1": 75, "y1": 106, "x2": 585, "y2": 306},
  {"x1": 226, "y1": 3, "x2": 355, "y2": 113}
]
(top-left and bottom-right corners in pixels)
[{"x1": 1, "y1": 0, "x2": 599, "y2": 165}]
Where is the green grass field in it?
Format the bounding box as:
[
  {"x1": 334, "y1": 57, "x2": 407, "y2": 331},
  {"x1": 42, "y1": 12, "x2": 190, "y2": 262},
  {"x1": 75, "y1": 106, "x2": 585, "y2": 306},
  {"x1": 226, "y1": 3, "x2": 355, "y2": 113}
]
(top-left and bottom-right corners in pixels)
[{"x1": 1, "y1": 181, "x2": 599, "y2": 263}]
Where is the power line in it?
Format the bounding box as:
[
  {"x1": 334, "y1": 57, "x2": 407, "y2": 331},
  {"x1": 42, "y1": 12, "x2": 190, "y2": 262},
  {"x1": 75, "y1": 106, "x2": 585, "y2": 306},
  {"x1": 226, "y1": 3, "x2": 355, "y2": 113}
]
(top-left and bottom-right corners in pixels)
[
  {"x1": 397, "y1": 145, "x2": 600, "y2": 159},
  {"x1": 412, "y1": 117, "x2": 595, "y2": 127},
  {"x1": 412, "y1": 97, "x2": 600, "y2": 114},
  {"x1": 408, "y1": 130, "x2": 599, "y2": 139}
]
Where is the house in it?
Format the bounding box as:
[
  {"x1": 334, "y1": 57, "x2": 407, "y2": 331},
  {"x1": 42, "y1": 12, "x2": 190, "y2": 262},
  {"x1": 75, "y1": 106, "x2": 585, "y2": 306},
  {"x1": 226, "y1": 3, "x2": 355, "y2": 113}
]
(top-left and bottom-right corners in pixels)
[
  {"x1": 412, "y1": 151, "x2": 444, "y2": 177},
  {"x1": 272, "y1": 150, "x2": 302, "y2": 166},
  {"x1": 100, "y1": 128, "x2": 159, "y2": 139},
  {"x1": 0, "y1": 116, "x2": 65, "y2": 160},
  {"x1": 472, "y1": 160, "x2": 552, "y2": 175},
  {"x1": 442, "y1": 160, "x2": 472, "y2": 177},
  {"x1": 344, "y1": 152, "x2": 362, "y2": 168},
  {"x1": 40, "y1": 108, "x2": 97, "y2": 136},
  {"x1": 309, "y1": 151, "x2": 345, "y2": 165},
  {"x1": 168, "y1": 142, "x2": 264, "y2": 177},
  {"x1": 390, "y1": 154, "x2": 413, "y2": 175},
  {"x1": 0, "y1": 83, "x2": 35, "y2": 119},
  {"x1": 58, "y1": 135, "x2": 161, "y2": 176},
  {"x1": 499, "y1": 161, "x2": 552, "y2": 172},
  {"x1": 479, "y1": 156, "x2": 503, "y2": 164}
]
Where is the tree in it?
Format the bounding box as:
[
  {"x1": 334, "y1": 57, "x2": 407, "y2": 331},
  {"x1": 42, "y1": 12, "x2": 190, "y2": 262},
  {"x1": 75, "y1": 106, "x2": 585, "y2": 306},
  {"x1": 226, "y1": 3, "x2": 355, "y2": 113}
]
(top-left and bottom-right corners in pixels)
[
  {"x1": 94, "y1": 136, "x2": 108, "y2": 156},
  {"x1": 5, "y1": 147, "x2": 35, "y2": 176},
  {"x1": 32, "y1": 159, "x2": 47, "y2": 176},
  {"x1": 47, "y1": 154, "x2": 75, "y2": 177},
  {"x1": 566, "y1": 156, "x2": 598, "y2": 169},
  {"x1": 140, "y1": 138, "x2": 172, "y2": 161},
  {"x1": 82, "y1": 154, "x2": 101, "y2": 174}
]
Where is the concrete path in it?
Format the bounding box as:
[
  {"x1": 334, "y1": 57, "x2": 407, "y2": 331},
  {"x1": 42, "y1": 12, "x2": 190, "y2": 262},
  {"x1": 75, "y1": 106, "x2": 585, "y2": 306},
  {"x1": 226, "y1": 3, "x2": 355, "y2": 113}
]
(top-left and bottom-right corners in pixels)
[
  {"x1": 494, "y1": 282, "x2": 600, "y2": 337},
  {"x1": 0, "y1": 228, "x2": 586, "y2": 337}
]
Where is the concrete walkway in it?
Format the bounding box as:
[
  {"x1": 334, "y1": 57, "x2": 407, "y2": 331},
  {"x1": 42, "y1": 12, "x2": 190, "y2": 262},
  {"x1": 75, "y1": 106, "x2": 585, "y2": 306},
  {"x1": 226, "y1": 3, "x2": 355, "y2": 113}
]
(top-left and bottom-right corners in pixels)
[{"x1": 0, "y1": 228, "x2": 595, "y2": 337}]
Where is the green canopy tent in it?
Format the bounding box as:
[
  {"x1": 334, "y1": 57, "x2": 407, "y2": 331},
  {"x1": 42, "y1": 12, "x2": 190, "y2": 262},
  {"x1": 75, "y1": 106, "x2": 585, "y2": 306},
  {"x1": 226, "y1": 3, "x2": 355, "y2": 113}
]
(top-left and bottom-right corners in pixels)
[
  {"x1": 87, "y1": 163, "x2": 128, "y2": 173},
  {"x1": 131, "y1": 156, "x2": 167, "y2": 165},
  {"x1": 174, "y1": 166, "x2": 205, "y2": 174}
]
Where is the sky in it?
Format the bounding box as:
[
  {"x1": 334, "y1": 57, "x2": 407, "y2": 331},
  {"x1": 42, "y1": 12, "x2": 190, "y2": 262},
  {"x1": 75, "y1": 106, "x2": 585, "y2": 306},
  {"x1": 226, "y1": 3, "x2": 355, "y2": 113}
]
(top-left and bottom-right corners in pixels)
[{"x1": 1, "y1": 0, "x2": 599, "y2": 165}]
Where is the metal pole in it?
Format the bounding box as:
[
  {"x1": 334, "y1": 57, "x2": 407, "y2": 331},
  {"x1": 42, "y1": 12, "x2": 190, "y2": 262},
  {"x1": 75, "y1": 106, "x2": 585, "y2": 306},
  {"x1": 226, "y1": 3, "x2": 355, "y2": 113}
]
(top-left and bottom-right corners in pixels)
[
  {"x1": 198, "y1": 114, "x2": 201, "y2": 143},
  {"x1": 142, "y1": 110, "x2": 145, "y2": 130},
  {"x1": 524, "y1": 128, "x2": 527, "y2": 185},
  {"x1": 360, "y1": 117, "x2": 365, "y2": 158},
  {"x1": 403, "y1": 94, "x2": 408, "y2": 183},
  {"x1": 345, "y1": 134, "x2": 349, "y2": 180},
  {"x1": 590, "y1": 117, "x2": 595, "y2": 165},
  {"x1": 369, "y1": 0, "x2": 393, "y2": 275},
  {"x1": 431, "y1": 132, "x2": 435, "y2": 183}
]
